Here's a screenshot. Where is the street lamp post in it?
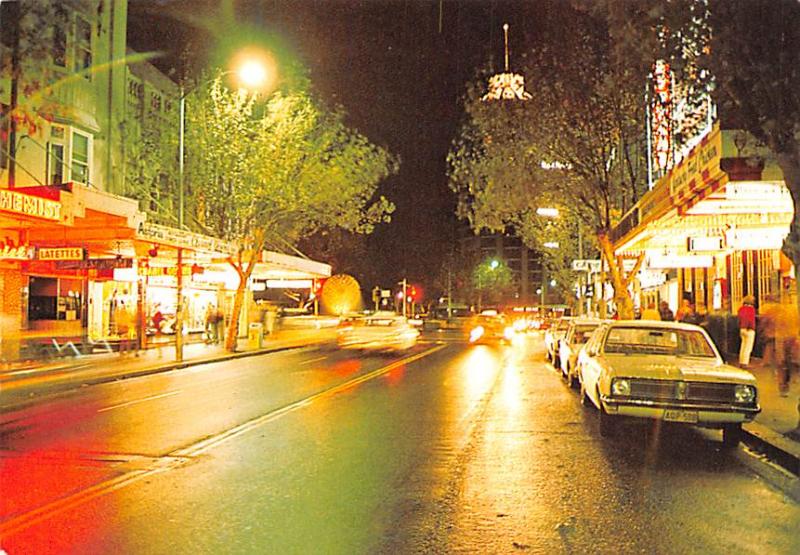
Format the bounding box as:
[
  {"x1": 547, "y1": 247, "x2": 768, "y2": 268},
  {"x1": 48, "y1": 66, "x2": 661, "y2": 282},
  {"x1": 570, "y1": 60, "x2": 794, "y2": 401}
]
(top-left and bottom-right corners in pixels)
[{"x1": 173, "y1": 59, "x2": 269, "y2": 362}]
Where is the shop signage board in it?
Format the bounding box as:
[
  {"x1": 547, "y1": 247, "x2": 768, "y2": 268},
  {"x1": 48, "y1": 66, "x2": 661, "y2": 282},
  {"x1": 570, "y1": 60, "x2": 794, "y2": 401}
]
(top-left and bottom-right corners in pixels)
[
  {"x1": 140, "y1": 266, "x2": 195, "y2": 277},
  {"x1": 0, "y1": 242, "x2": 34, "y2": 260},
  {"x1": 669, "y1": 126, "x2": 722, "y2": 206},
  {"x1": 646, "y1": 253, "x2": 713, "y2": 269},
  {"x1": 136, "y1": 222, "x2": 237, "y2": 256},
  {"x1": 56, "y1": 258, "x2": 133, "y2": 270},
  {"x1": 572, "y1": 259, "x2": 602, "y2": 273},
  {"x1": 38, "y1": 247, "x2": 85, "y2": 261},
  {"x1": 726, "y1": 228, "x2": 787, "y2": 250},
  {"x1": 0, "y1": 189, "x2": 62, "y2": 221},
  {"x1": 688, "y1": 236, "x2": 724, "y2": 252}
]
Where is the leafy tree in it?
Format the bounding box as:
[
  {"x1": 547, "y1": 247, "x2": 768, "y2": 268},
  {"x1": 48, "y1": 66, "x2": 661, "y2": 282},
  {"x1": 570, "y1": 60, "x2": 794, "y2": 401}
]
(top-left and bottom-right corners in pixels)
[
  {"x1": 472, "y1": 257, "x2": 513, "y2": 308},
  {"x1": 449, "y1": 8, "x2": 646, "y2": 318},
  {"x1": 700, "y1": 0, "x2": 800, "y2": 307},
  {"x1": 120, "y1": 117, "x2": 180, "y2": 225},
  {"x1": 184, "y1": 78, "x2": 397, "y2": 350}
]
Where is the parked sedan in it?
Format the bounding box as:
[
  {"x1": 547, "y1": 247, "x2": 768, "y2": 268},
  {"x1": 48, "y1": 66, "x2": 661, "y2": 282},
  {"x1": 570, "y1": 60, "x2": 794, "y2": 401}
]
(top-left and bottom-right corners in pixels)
[
  {"x1": 544, "y1": 317, "x2": 572, "y2": 363},
  {"x1": 577, "y1": 320, "x2": 759, "y2": 446},
  {"x1": 558, "y1": 318, "x2": 604, "y2": 388},
  {"x1": 337, "y1": 311, "x2": 419, "y2": 353}
]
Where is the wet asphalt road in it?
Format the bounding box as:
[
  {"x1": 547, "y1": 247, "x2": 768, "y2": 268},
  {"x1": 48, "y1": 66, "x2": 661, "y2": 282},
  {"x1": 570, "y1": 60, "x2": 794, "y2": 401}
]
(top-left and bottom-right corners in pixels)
[{"x1": 1, "y1": 333, "x2": 798, "y2": 554}]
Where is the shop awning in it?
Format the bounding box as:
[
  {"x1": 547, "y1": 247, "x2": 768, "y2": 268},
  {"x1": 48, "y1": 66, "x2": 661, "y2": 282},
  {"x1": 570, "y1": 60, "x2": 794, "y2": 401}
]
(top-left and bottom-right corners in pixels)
[{"x1": 612, "y1": 125, "x2": 793, "y2": 259}]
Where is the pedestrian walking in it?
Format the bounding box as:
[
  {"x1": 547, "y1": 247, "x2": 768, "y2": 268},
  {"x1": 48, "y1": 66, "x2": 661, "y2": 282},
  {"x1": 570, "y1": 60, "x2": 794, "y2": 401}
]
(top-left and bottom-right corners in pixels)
[
  {"x1": 215, "y1": 308, "x2": 225, "y2": 345},
  {"x1": 117, "y1": 301, "x2": 133, "y2": 356},
  {"x1": 761, "y1": 296, "x2": 799, "y2": 396},
  {"x1": 204, "y1": 304, "x2": 217, "y2": 344},
  {"x1": 641, "y1": 302, "x2": 661, "y2": 321},
  {"x1": 737, "y1": 295, "x2": 756, "y2": 367},
  {"x1": 658, "y1": 301, "x2": 674, "y2": 321}
]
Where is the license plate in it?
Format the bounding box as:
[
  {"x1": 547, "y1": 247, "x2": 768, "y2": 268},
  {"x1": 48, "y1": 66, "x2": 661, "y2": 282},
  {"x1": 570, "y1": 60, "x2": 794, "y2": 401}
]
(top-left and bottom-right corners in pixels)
[{"x1": 664, "y1": 409, "x2": 699, "y2": 423}]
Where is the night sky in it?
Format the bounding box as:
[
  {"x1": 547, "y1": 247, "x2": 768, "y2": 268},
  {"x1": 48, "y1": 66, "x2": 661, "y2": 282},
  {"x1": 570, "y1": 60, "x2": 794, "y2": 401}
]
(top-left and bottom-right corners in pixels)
[{"x1": 128, "y1": 0, "x2": 553, "y2": 291}]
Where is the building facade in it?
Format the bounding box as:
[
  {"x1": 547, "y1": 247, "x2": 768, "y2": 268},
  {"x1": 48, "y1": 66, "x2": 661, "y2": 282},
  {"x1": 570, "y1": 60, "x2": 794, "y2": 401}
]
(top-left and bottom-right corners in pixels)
[
  {"x1": 0, "y1": 1, "x2": 331, "y2": 362},
  {"x1": 459, "y1": 228, "x2": 549, "y2": 306},
  {"x1": 610, "y1": 123, "x2": 794, "y2": 317}
]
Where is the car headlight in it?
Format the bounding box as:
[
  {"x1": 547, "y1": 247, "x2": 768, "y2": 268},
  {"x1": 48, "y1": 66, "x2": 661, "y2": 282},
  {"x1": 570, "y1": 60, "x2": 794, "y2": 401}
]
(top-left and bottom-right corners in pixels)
[
  {"x1": 470, "y1": 326, "x2": 484, "y2": 343},
  {"x1": 504, "y1": 326, "x2": 515, "y2": 340},
  {"x1": 734, "y1": 384, "x2": 756, "y2": 403},
  {"x1": 611, "y1": 378, "x2": 631, "y2": 396}
]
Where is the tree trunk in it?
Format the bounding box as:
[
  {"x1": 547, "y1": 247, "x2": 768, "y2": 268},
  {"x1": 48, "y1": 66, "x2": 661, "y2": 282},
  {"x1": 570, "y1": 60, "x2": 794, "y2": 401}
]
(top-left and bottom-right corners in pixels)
[
  {"x1": 224, "y1": 249, "x2": 260, "y2": 352},
  {"x1": 224, "y1": 283, "x2": 246, "y2": 352},
  {"x1": 597, "y1": 232, "x2": 644, "y2": 319}
]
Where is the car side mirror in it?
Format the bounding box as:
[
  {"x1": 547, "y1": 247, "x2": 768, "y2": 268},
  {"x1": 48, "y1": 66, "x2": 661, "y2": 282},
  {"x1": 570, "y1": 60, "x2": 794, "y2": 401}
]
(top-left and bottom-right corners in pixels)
[{"x1": 586, "y1": 347, "x2": 597, "y2": 357}]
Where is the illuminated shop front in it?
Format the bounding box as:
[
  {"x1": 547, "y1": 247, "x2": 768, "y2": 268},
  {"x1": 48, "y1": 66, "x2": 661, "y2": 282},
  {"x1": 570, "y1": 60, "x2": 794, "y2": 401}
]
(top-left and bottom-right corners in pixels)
[{"x1": 611, "y1": 124, "x2": 794, "y2": 314}]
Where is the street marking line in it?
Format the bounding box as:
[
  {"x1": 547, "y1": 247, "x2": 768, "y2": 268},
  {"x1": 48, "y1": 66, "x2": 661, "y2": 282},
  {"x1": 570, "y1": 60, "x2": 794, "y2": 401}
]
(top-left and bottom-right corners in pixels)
[
  {"x1": 0, "y1": 344, "x2": 446, "y2": 536},
  {"x1": 299, "y1": 356, "x2": 327, "y2": 365},
  {"x1": 0, "y1": 468, "x2": 154, "y2": 537},
  {"x1": 96, "y1": 391, "x2": 182, "y2": 413},
  {"x1": 173, "y1": 344, "x2": 447, "y2": 457}
]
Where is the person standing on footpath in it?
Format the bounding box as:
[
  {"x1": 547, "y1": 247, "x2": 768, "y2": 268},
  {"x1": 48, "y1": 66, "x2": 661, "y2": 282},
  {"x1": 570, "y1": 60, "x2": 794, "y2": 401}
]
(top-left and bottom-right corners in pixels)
[
  {"x1": 641, "y1": 302, "x2": 661, "y2": 320},
  {"x1": 117, "y1": 301, "x2": 133, "y2": 356},
  {"x1": 658, "y1": 301, "x2": 674, "y2": 321},
  {"x1": 676, "y1": 298, "x2": 697, "y2": 324},
  {"x1": 737, "y1": 295, "x2": 756, "y2": 368}
]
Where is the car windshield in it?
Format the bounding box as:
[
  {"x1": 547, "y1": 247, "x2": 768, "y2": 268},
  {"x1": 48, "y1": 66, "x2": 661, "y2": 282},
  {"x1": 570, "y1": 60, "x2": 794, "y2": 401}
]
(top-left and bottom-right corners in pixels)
[
  {"x1": 572, "y1": 325, "x2": 598, "y2": 344},
  {"x1": 603, "y1": 326, "x2": 716, "y2": 357},
  {"x1": 556, "y1": 320, "x2": 571, "y2": 331}
]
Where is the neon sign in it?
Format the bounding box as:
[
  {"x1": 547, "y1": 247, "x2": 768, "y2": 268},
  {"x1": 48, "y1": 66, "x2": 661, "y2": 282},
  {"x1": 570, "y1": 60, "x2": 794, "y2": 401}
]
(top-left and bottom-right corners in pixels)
[{"x1": 651, "y1": 60, "x2": 673, "y2": 174}]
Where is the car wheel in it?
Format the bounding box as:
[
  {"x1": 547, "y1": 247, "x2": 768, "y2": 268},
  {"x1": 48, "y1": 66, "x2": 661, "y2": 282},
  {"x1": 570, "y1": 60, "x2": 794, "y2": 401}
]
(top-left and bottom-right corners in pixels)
[
  {"x1": 580, "y1": 379, "x2": 592, "y2": 407},
  {"x1": 722, "y1": 423, "x2": 743, "y2": 448},
  {"x1": 598, "y1": 404, "x2": 616, "y2": 437}
]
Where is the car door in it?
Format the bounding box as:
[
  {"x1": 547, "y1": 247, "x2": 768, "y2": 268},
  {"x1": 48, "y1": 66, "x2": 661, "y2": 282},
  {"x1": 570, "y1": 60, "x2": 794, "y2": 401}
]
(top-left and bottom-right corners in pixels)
[
  {"x1": 559, "y1": 324, "x2": 574, "y2": 372},
  {"x1": 578, "y1": 326, "x2": 606, "y2": 405}
]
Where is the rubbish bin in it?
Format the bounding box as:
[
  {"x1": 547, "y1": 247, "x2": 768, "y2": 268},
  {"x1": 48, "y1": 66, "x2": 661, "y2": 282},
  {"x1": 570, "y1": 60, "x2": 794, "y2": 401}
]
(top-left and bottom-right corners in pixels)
[{"x1": 248, "y1": 322, "x2": 264, "y2": 349}]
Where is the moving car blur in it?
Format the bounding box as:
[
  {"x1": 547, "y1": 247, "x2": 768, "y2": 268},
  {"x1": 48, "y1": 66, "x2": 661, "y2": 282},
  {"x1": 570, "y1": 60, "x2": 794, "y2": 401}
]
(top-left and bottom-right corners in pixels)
[
  {"x1": 337, "y1": 311, "x2": 420, "y2": 353},
  {"x1": 468, "y1": 310, "x2": 515, "y2": 344}
]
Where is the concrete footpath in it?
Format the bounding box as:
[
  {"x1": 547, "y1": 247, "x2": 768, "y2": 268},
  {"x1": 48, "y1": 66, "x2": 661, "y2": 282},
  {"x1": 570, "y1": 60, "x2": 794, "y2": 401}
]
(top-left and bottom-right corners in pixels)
[{"x1": 0, "y1": 328, "x2": 336, "y2": 407}]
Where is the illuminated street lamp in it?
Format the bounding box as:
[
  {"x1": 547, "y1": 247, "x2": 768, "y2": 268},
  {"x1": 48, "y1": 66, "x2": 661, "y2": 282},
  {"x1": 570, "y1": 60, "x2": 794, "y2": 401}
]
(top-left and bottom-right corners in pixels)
[
  {"x1": 536, "y1": 207, "x2": 560, "y2": 218},
  {"x1": 178, "y1": 55, "x2": 271, "y2": 229}
]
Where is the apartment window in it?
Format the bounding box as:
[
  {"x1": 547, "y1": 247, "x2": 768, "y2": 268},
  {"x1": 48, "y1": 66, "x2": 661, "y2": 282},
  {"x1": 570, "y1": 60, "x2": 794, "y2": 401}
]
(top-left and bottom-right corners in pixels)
[
  {"x1": 53, "y1": 7, "x2": 68, "y2": 68},
  {"x1": 128, "y1": 79, "x2": 144, "y2": 99},
  {"x1": 75, "y1": 16, "x2": 92, "y2": 77},
  {"x1": 48, "y1": 143, "x2": 65, "y2": 185},
  {"x1": 150, "y1": 92, "x2": 162, "y2": 111},
  {"x1": 70, "y1": 130, "x2": 90, "y2": 184}
]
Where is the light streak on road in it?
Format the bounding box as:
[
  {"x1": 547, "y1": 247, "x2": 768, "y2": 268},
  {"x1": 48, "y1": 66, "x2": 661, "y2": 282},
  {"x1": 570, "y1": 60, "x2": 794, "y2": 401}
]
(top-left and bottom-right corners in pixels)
[{"x1": 96, "y1": 391, "x2": 182, "y2": 413}]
